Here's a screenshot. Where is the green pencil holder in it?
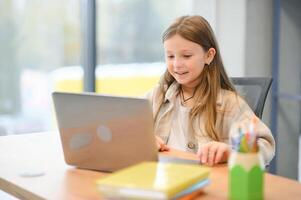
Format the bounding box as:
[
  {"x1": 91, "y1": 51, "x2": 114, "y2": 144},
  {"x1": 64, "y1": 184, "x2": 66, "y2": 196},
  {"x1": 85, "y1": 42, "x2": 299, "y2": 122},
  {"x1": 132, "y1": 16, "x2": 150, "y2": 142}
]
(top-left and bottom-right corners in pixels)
[{"x1": 229, "y1": 151, "x2": 264, "y2": 200}]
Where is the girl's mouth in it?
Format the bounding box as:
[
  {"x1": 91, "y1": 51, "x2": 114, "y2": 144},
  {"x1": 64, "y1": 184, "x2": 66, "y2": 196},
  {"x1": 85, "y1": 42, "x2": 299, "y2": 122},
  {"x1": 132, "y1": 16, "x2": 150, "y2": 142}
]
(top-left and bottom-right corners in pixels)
[{"x1": 174, "y1": 71, "x2": 188, "y2": 75}]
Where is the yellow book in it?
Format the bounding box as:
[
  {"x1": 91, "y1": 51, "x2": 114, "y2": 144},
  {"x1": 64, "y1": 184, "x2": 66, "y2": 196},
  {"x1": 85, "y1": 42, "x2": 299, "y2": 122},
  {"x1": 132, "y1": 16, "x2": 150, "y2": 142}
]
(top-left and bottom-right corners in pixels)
[{"x1": 97, "y1": 161, "x2": 210, "y2": 200}]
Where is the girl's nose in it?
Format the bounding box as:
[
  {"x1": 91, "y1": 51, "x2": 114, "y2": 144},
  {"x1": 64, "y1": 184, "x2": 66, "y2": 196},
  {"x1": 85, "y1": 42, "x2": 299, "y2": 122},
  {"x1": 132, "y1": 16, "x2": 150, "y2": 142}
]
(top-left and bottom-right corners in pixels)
[{"x1": 173, "y1": 57, "x2": 183, "y2": 68}]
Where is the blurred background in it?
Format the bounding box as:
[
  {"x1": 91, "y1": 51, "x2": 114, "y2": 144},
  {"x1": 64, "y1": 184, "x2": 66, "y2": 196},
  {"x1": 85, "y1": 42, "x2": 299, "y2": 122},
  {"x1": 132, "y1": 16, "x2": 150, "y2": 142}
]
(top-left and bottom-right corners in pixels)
[{"x1": 0, "y1": 0, "x2": 300, "y2": 187}]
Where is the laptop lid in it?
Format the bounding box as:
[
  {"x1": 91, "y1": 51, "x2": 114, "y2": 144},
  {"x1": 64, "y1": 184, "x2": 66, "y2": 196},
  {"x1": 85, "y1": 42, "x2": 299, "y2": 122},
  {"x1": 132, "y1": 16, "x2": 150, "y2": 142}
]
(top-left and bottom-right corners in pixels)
[{"x1": 52, "y1": 92, "x2": 158, "y2": 172}]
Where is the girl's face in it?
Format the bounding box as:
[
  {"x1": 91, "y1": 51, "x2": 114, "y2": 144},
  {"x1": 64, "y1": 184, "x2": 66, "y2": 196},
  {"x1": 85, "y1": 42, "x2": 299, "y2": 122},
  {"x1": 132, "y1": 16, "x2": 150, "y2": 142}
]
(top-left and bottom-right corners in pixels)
[{"x1": 164, "y1": 34, "x2": 212, "y2": 88}]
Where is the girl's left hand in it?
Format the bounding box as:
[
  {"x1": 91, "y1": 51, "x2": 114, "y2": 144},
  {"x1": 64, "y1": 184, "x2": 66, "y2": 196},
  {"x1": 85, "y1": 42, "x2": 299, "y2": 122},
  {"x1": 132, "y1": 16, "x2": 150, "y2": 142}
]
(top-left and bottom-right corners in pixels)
[
  {"x1": 155, "y1": 136, "x2": 170, "y2": 152},
  {"x1": 197, "y1": 141, "x2": 231, "y2": 166}
]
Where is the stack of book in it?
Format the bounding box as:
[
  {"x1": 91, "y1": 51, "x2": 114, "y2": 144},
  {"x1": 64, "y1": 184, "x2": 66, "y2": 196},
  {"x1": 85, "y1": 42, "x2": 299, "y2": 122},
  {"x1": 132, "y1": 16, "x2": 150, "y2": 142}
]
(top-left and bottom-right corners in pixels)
[{"x1": 97, "y1": 161, "x2": 210, "y2": 199}]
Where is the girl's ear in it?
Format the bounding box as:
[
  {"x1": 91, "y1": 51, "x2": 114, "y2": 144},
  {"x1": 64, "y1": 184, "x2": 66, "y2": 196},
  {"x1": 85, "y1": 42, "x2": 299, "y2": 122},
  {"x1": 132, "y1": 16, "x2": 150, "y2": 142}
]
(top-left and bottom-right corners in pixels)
[{"x1": 205, "y1": 48, "x2": 216, "y2": 65}]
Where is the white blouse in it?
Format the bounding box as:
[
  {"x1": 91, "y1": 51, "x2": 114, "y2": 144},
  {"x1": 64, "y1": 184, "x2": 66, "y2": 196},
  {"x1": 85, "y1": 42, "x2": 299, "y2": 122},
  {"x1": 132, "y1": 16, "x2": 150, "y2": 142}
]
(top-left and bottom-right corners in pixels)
[{"x1": 167, "y1": 96, "x2": 190, "y2": 151}]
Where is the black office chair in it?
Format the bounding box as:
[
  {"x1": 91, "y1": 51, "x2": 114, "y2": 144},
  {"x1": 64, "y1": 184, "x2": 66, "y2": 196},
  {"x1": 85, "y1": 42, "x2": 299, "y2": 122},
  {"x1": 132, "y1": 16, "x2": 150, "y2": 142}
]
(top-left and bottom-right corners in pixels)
[{"x1": 231, "y1": 77, "x2": 273, "y2": 119}]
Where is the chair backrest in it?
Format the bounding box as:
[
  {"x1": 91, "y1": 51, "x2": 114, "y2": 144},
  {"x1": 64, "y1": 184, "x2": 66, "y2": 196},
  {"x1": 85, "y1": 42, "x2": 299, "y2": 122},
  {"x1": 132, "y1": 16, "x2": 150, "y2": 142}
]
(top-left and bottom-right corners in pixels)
[{"x1": 231, "y1": 77, "x2": 273, "y2": 119}]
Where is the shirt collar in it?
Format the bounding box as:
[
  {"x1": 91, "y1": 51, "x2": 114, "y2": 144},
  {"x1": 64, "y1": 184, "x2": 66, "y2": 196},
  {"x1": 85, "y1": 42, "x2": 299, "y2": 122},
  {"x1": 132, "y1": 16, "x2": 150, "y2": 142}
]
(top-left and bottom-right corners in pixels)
[
  {"x1": 163, "y1": 81, "x2": 223, "y2": 106},
  {"x1": 164, "y1": 82, "x2": 180, "y2": 103}
]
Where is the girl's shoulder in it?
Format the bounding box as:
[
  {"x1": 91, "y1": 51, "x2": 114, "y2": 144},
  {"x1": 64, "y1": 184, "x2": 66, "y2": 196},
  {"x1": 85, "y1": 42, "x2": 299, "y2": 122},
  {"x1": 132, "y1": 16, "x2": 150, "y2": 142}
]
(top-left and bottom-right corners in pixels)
[
  {"x1": 219, "y1": 89, "x2": 238, "y2": 103},
  {"x1": 145, "y1": 82, "x2": 179, "y2": 102},
  {"x1": 219, "y1": 89, "x2": 249, "y2": 108},
  {"x1": 219, "y1": 89, "x2": 256, "y2": 119}
]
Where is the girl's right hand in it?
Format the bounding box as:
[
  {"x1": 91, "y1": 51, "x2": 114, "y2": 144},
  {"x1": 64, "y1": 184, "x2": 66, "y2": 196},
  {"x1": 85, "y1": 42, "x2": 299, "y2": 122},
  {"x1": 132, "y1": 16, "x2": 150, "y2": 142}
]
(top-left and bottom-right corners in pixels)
[
  {"x1": 197, "y1": 141, "x2": 230, "y2": 166},
  {"x1": 156, "y1": 136, "x2": 170, "y2": 151}
]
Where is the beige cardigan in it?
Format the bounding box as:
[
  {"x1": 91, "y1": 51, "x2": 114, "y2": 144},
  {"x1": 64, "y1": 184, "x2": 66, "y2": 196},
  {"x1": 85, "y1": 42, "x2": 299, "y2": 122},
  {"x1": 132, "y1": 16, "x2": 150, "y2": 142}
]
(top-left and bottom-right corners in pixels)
[{"x1": 146, "y1": 82, "x2": 275, "y2": 165}]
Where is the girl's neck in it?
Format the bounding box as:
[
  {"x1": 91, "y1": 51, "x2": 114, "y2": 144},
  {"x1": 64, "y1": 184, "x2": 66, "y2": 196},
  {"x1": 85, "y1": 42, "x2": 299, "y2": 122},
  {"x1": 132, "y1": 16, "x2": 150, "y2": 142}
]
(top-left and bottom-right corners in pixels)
[
  {"x1": 181, "y1": 85, "x2": 197, "y2": 95},
  {"x1": 180, "y1": 85, "x2": 197, "y2": 107}
]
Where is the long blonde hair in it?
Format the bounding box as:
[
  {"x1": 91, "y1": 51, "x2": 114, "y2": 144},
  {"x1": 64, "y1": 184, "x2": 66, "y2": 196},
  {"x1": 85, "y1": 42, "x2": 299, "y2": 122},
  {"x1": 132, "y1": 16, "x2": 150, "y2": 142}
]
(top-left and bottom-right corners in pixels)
[{"x1": 159, "y1": 15, "x2": 236, "y2": 141}]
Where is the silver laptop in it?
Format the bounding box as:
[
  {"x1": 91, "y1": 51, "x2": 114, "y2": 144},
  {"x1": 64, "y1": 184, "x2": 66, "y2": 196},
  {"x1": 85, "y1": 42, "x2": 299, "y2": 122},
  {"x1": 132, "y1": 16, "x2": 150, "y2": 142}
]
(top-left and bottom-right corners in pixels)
[
  {"x1": 52, "y1": 92, "x2": 159, "y2": 172},
  {"x1": 52, "y1": 92, "x2": 199, "y2": 172}
]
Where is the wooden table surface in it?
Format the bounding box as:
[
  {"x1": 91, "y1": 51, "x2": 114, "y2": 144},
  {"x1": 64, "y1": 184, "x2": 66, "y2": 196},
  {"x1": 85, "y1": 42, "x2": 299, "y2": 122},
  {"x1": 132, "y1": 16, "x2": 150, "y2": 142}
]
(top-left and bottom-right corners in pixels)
[{"x1": 0, "y1": 132, "x2": 300, "y2": 200}]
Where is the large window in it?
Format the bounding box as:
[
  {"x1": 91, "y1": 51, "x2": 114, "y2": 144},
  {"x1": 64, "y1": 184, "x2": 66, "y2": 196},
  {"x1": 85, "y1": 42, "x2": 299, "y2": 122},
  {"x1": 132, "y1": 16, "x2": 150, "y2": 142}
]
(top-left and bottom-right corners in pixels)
[
  {"x1": 0, "y1": 0, "x2": 195, "y2": 135},
  {"x1": 0, "y1": 0, "x2": 80, "y2": 135},
  {"x1": 98, "y1": 0, "x2": 193, "y2": 64},
  {"x1": 94, "y1": 0, "x2": 193, "y2": 96}
]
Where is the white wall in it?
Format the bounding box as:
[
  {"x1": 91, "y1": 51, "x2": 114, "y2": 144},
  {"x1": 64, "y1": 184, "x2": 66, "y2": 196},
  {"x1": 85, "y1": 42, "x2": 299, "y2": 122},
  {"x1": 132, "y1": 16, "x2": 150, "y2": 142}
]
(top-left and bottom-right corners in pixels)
[
  {"x1": 243, "y1": 0, "x2": 273, "y2": 127},
  {"x1": 216, "y1": 0, "x2": 247, "y2": 77},
  {"x1": 192, "y1": 0, "x2": 247, "y2": 77},
  {"x1": 191, "y1": 0, "x2": 217, "y2": 31}
]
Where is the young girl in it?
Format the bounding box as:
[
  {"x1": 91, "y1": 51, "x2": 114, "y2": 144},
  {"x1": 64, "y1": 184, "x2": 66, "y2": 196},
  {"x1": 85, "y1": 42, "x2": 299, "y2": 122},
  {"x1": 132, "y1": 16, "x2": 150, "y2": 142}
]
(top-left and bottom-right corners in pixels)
[{"x1": 146, "y1": 15, "x2": 275, "y2": 166}]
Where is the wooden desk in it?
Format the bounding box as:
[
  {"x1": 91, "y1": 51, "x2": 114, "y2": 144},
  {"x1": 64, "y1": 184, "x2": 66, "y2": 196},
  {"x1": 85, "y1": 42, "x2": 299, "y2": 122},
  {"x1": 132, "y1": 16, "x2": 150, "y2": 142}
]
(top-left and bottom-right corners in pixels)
[{"x1": 0, "y1": 132, "x2": 300, "y2": 200}]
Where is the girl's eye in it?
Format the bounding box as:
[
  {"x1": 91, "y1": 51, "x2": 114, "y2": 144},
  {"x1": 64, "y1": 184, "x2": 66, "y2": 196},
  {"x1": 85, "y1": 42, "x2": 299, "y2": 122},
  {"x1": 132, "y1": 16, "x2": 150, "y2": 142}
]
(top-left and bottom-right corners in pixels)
[
  {"x1": 167, "y1": 55, "x2": 174, "y2": 59},
  {"x1": 183, "y1": 55, "x2": 192, "y2": 58}
]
